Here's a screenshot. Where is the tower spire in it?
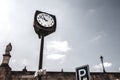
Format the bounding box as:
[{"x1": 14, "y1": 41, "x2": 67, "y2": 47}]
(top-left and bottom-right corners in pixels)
[{"x1": 0, "y1": 43, "x2": 12, "y2": 68}]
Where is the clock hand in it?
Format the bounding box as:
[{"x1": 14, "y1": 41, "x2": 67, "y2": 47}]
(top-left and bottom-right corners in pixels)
[
  {"x1": 40, "y1": 16, "x2": 48, "y2": 21},
  {"x1": 43, "y1": 17, "x2": 48, "y2": 21}
]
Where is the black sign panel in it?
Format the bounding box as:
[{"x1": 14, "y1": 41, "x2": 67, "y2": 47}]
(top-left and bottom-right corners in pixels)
[{"x1": 76, "y1": 65, "x2": 90, "y2": 80}]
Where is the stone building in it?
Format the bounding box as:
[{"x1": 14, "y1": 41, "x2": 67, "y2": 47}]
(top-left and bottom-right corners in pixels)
[{"x1": 0, "y1": 43, "x2": 120, "y2": 80}]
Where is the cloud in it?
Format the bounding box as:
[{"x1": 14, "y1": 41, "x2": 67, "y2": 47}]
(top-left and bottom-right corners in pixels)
[
  {"x1": 91, "y1": 35, "x2": 102, "y2": 42},
  {"x1": 46, "y1": 54, "x2": 65, "y2": 60},
  {"x1": 93, "y1": 62, "x2": 112, "y2": 71},
  {"x1": 11, "y1": 59, "x2": 29, "y2": 66},
  {"x1": 89, "y1": 9, "x2": 95, "y2": 13},
  {"x1": 21, "y1": 59, "x2": 29, "y2": 65},
  {"x1": 10, "y1": 58, "x2": 33, "y2": 70},
  {"x1": 45, "y1": 40, "x2": 71, "y2": 60},
  {"x1": 0, "y1": 0, "x2": 10, "y2": 35},
  {"x1": 119, "y1": 67, "x2": 120, "y2": 71},
  {"x1": 90, "y1": 31, "x2": 106, "y2": 42},
  {"x1": 104, "y1": 62, "x2": 112, "y2": 67},
  {"x1": 0, "y1": 0, "x2": 9, "y2": 18},
  {"x1": 11, "y1": 59, "x2": 16, "y2": 63},
  {"x1": 46, "y1": 40, "x2": 71, "y2": 52}
]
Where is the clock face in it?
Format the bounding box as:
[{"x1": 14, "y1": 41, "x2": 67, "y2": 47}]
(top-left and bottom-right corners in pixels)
[{"x1": 36, "y1": 13, "x2": 55, "y2": 27}]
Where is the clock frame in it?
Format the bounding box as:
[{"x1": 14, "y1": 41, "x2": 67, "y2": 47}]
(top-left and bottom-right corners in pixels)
[
  {"x1": 33, "y1": 10, "x2": 56, "y2": 38},
  {"x1": 36, "y1": 13, "x2": 55, "y2": 27}
]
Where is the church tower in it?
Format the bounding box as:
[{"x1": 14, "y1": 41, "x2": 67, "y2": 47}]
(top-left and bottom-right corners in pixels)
[{"x1": 0, "y1": 43, "x2": 12, "y2": 80}]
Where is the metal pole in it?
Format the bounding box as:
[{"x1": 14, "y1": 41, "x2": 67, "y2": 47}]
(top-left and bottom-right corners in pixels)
[
  {"x1": 38, "y1": 35, "x2": 44, "y2": 80},
  {"x1": 100, "y1": 56, "x2": 106, "y2": 73}
]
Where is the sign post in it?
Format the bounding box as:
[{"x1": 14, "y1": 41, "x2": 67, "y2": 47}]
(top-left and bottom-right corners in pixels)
[{"x1": 76, "y1": 65, "x2": 90, "y2": 80}]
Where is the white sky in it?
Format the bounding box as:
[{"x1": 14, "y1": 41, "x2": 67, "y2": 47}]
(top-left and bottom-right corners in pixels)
[{"x1": 0, "y1": 0, "x2": 120, "y2": 72}]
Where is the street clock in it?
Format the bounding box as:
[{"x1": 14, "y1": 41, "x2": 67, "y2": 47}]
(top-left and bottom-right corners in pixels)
[{"x1": 33, "y1": 10, "x2": 56, "y2": 38}]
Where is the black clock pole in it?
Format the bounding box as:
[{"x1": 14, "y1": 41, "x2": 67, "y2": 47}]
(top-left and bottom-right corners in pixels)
[
  {"x1": 39, "y1": 35, "x2": 44, "y2": 69},
  {"x1": 38, "y1": 35, "x2": 44, "y2": 80}
]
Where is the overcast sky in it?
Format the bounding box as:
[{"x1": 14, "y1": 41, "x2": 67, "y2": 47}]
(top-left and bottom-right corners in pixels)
[{"x1": 0, "y1": 0, "x2": 120, "y2": 72}]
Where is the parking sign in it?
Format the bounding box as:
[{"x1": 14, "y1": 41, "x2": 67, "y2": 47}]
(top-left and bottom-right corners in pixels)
[{"x1": 76, "y1": 65, "x2": 90, "y2": 80}]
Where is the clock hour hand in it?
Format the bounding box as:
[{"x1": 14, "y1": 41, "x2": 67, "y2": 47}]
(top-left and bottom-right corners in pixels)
[{"x1": 40, "y1": 16, "x2": 48, "y2": 21}]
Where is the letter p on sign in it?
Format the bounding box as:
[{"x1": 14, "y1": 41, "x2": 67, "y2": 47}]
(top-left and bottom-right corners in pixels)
[{"x1": 76, "y1": 65, "x2": 90, "y2": 80}]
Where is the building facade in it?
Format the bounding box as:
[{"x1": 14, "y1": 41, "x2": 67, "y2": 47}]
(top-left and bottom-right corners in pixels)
[{"x1": 0, "y1": 43, "x2": 120, "y2": 80}]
